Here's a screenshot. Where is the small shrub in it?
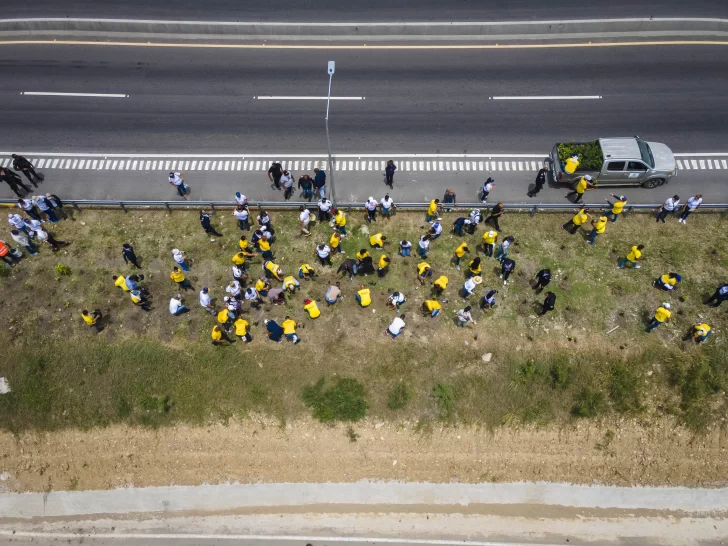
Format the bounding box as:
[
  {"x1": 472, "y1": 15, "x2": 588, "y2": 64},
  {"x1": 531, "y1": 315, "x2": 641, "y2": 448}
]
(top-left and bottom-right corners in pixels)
[
  {"x1": 514, "y1": 361, "x2": 540, "y2": 385},
  {"x1": 609, "y1": 363, "x2": 644, "y2": 414},
  {"x1": 302, "y1": 377, "x2": 368, "y2": 423},
  {"x1": 549, "y1": 358, "x2": 572, "y2": 389},
  {"x1": 387, "y1": 383, "x2": 411, "y2": 411},
  {"x1": 54, "y1": 263, "x2": 71, "y2": 276},
  {"x1": 432, "y1": 382, "x2": 456, "y2": 421},
  {"x1": 557, "y1": 141, "x2": 604, "y2": 171},
  {"x1": 521, "y1": 399, "x2": 552, "y2": 425},
  {"x1": 571, "y1": 388, "x2": 606, "y2": 418},
  {"x1": 0, "y1": 267, "x2": 10, "y2": 278},
  {"x1": 346, "y1": 426, "x2": 359, "y2": 442},
  {"x1": 140, "y1": 394, "x2": 171, "y2": 414}
]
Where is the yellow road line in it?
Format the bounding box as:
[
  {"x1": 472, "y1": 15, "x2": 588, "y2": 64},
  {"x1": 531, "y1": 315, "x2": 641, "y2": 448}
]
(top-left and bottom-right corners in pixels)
[{"x1": 0, "y1": 40, "x2": 726, "y2": 49}]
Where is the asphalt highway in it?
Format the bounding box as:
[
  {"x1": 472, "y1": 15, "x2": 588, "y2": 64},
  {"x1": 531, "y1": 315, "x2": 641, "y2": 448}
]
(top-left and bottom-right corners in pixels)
[
  {"x1": 10, "y1": 0, "x2": 728, "y2": 22},
  {"x1": 1, "y1": 45, "x2": 727, "y2": 154}
]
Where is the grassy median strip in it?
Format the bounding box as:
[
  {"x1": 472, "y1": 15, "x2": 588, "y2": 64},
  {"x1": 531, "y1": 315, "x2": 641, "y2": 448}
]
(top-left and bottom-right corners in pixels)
[{"x1": 0, "y1": 207, "x2": 726, "y2": 433}]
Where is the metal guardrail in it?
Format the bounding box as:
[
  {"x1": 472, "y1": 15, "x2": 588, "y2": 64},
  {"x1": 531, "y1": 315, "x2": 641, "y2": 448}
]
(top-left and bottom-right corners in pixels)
[{"x1": 1, "y1": 199, "x2": 727, "y2": 213}]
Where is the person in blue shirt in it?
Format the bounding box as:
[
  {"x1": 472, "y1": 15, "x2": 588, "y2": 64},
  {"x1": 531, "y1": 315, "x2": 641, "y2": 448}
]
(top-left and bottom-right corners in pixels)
[
  {"x1": 264, "y1": 319, "x2": 284, "y2": 343},
  {"x1": 313, "y1": 168, "x2": 327, "y2": 199}
]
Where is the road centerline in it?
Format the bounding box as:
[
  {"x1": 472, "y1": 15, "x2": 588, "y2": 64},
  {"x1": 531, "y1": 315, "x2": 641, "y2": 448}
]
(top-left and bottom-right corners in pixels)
[
  {"x1": 490, "y1": 95, "x2": 602, "y2": 100},
  {"x1": 21, "y1": 91, "x2": 129, "y2": 98},
  {"x1": 255, "y1": 96, "x2": 364, "y2": 100}
]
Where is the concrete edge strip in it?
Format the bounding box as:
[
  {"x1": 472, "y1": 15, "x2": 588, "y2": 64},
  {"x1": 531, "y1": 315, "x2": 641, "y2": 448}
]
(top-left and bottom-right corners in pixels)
[{"x1": 1, "y1": 481, "x2": 728, "y2": 519}]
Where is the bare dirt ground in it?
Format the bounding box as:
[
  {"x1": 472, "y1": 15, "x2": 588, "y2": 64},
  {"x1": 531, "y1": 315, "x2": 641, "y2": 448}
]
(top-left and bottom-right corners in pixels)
[{"x1": 2, "y1": 417, "x2": 727, "y2": 493}]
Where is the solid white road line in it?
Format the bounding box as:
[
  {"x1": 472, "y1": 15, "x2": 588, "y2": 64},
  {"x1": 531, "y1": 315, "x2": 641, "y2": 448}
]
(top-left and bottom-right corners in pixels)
[
  {"x1": 490, "y1": 95, "x2": 602, "y2": 100},
  {"x1": 21, "y1": 92, "x2": 129, "y2": 98},
  {"x1": 255, "y1": 96, "x2": 365, "y2": 100}
]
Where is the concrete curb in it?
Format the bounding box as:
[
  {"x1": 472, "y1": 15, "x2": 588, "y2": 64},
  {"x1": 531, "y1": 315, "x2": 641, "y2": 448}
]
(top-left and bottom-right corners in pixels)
[
  {"x1": 0, "y1": 17, "x2": 726, "y2": 44},
  {"x1": 2, "y1": 481, "x2": 728, "y2": 519}
]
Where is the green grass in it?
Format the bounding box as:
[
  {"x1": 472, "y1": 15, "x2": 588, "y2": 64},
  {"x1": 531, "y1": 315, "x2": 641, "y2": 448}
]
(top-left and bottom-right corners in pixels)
[{"x1": 0, "y1": 208, "x2": 726, "y2": 433}]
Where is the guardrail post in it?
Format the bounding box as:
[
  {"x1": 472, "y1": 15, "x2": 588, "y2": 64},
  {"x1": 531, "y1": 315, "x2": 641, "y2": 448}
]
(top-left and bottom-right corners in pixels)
[
  {"x1": 119, "y1": 202, "x2": 127, "y2": 213},
  {"x1": 210, "y1": 203, "x2": 215, "y2": 212},
  {"x1": 72, "y1": 202, "x2": 81, "y2": 213},
  {"x1": 164, "y1": 202, "x2": 171, "y2": 213},
  {"x1": 530, "y1": 206, "x2": 537, "y2": 217}
]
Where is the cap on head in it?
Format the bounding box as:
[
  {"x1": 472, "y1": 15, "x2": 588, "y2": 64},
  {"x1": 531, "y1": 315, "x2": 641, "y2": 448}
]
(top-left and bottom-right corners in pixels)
[
  {"x1": 172, "y1": 248, "x2": 179, "y2": 254},
  {"x1": 663, "y1": 302, "x2": 671, "y2": 309},
  {"x1": 488, "y1": 230, "x2": 495, "y2": 236},
  {"x1": 202, "y1": 287, "x2": 208, "y2": 293},
  {"x1": 236, "y1": 192, "x2": 241, "y2": 197},
  {"x1": 473, "y1": 276, "x2": 483, "y2": 284},
  {"x1": 585, "y1": 175, "x2": 593, "y2": 181},
  {"x1": 620, "y1": 195, "x2": 627, "y2": 201}
]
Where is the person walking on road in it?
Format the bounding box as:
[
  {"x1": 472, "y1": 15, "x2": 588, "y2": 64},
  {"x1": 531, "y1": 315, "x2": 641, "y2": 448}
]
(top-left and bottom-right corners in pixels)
[
  {"x1": 443, "y1": 188, "x2": 456, "y2": 211},
  {"x1": 480, "y1": 177, "x2": 495, "y2": 203},
  {"x1": 646, "y1": 303, "x2": 671, "y2": 332},
  {"x1": 0, "y1": 167, "x2": 30, "y2": 196},
  {"x1": 281, "y1": 170, "x2": 294, "y2": 200},
  {"x1": 618, "y1": 244, "x2": 644, "y2": 269},
  {"x1": 528, "y1": 165, "x2": 548, "y2": 198},
  {"x1": 484, "y1": 202, "x2": 504, "y2": 231},
  {"x1": 534, "y1": 268, "x2": 551, "y2": 294},
  {"x1": 561, "y1": 207, "x2": 590, "y2": 235},
  {"x1": 268, "y1": 162, "x2": 283, "y2": 190},
  {"x1": 199, "y1": 209, "x2": 222, "y2": 237},
  {"x1": 385, "y1": 160, "x2": 397, "y2": 188},
  {"x1": 587, "y1": 215, "x2": 608, "y2": 245},
  {"x1": 656, "y1": 195, "x2": 680, "y2": 223},
  {"x1": 12, "y1": 154, "x2": 41, "y2": 186},
  {"x1": 313, "y1": 167, "x2": 326, "y2": 198},
  {"x1": 540, "y1": 291, "x2": 556, "y2": 315},
  {"x1": 679, "y1": 194, "x2": 702, "y2": 224},
  {"x1": 298, "y1": 174, "x2": 314, "y2": 201},
  {"x1": 168, "y1": 172, "x2": 187, "y2": 199},
  {"x1": 565, "y1": 175, "x2": 595, "y2": 203},
  {"x1": 604, "y1": 194, "x2": 627, "y2": 222},
  {"x1": 705, "y1": 283, "x2": 728, "y2": 307}
]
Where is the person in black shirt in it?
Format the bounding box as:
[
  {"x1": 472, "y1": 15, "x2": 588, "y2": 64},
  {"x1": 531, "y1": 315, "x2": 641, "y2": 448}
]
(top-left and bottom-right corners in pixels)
[
  {"x1": 541, "y1": 291, "x2": 556, "y2": 315},
  {"x1": 385, "y1": 160, "x2": 397, "y2": 188},
  {"x1": 528, "y1": 167, "x2": 548, "y2": 198},
  {"x1": 484, "y1": 203, "x2": 504, "y2": 231},
  {"x1": 267, "y1": 162, "x2": 283, "y2": 190},
  {"x1": 199, "y1": 209, "x2": 222, "y2": 237},
  {"x1": 336, "y1": 258, "x2": 358, "y2": 281},
  {"x1": 534, "y1": 268, "x2": 551, "y2": 294},
  {"x1": 0, "y1": 167, "x2": 31, "y2": 196},
  {"x1": 12, "y1": 154, "x2": 40, "y2": 186},
  {"x1": 298, "y1": 174, "x2": 314, "y2": 201},
  {"x1": 122, "y1": 243, "x2": 141, "y2": 268}
]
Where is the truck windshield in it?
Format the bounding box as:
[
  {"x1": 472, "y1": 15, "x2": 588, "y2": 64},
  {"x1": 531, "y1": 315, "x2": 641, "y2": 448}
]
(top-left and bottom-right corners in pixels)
[{"x1": 637, "y1": 140, "x2": 655, "y2": 168}]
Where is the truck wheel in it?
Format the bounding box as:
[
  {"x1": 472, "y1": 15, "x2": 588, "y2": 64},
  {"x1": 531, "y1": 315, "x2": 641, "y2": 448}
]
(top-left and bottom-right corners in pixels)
[{"x1": 643, "y1": 178, "x2": 664, "y2": 189}]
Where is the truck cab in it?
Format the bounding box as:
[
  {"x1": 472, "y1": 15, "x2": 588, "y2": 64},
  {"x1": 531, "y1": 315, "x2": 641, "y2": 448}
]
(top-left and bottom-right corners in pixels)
[{"x1": 551, "y1": 137, "x2": 677, "y2": 189}]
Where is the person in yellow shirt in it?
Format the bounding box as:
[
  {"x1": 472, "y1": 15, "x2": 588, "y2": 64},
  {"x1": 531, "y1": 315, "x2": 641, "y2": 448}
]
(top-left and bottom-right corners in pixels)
[
  {"x1": 264, "y1": 260, "x2": 283, "y2": 280},
  {"x1": 255, "y1": 277, "x2": 271, "y2": 296},
  {"x1": 467, "y1": 257, "x2": 482, "y2": 278},
  {"x1": 426, "y1": 198, "x2": 441, "y2": 222},
  {"x1": 232, "y1": 251, "x2": 247, "y2": 267},
  {"x1": 81, "y1": 309, "x2": 103, "y2": 332},
  {"x1": 692, "y1": 323, "x2": 711, "y2": 343},
  {"x1": 217, "y1": 308, "x2": 234, "y2": 331},
  {"x1": 258, "y1": 236, "x2": 273, "y2": 260},
  {"x1": 283, "y1": 275, "x2": 300, "y2": 293},
  {"x1": 169, "y1": 266, "x2": 193, "y2": 290},
  {"x1": 416, "y1": 262, "x2": 432, "y2": 285},
  {"x1": 356, "y1": 285, "x2": 372, "y2": 307},
  {"x1": 303, "y1": 298, "x2": 321, "y2": 319},
  {"x1": 211, "y1": 324, "x2": 233, "y2": 346},
  {"x1": 237, "y1": 235, "x2": 257, "y2": 257},
  {"x1": 370, "y1": 233, "x2": 388, "y2": 248},
  {"x1": 433, "y1": 275, "x2": 448, "y2": 296},
  {"x1": 564, "y1": 154, "x2": 580, "y2": 174},
  {"x1": 454, "y1": 242, "x2": 469, "y2": 270},
  {"x1": 605, "y1": 194, "x2": 627, "y2": 222},
  {"x1": 482, "y1": 230, "x2": 498, "y2": 258},
  {"x1": 356, "y1": 248, "x2": 370, "y2": 263},
  {"x1": 654, "y1": 272, "x2": 682, "y2": 291},
  {"x1": 566, "y1": 174, "x2": 595, "y2": 203},
  {"x1": 330, "y1": 231, "x2": 344, "y2": 254},
  {"x1": 299, "y1": 263, "x2": 316, "y2": 280},
  {"x1": 234, "y1": 317, "x2": 252, "y2": 342},
  {"x1": 618, "y1": 244, "x2": 645, "y2": 269},
  {"x1": 282, "y1": 316, "x2": 300, "y2": 344},
  {"x1": 587, "y1": 215, "x2": 608, "y2": 245},
  {"x1": 422, "y1": 299, "x2": 441, "y2": 317},
  {"x1": 334, "y1": 209, "x2": 347, "y2": 236},
  {"x1": 113, "y1": 275, "x2": 130, "y2": 291},
  {"x1": 561, "y1": 207, "x2": 591, "y2": 235},
  {"x1": 378, "y1": 255, "x2": 390, "y2": 277},
  {"x1": 646, "y1": 302, "x2": 671, "y2": 332}
]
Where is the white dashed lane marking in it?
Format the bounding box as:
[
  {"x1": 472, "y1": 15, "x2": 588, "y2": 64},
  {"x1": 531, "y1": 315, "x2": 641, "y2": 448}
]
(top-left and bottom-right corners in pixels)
[{"x1": 1, "y1": 153, "x2": 725, "y2": 172}]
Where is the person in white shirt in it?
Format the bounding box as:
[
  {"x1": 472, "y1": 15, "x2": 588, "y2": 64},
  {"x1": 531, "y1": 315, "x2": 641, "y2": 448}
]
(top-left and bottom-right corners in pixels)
[
  {"x1": 281, "y1": 171, "x2": 294, "y2": 199},
  {"x1": 657, "y1": 194, "x2": 680, "y2": 223},
  {"x1": 318, "y1": 198, "x2": 333, "y2": 222},
  {"x1": 17, "y1": 197, "x2": 43, "y2": 222},
  {"x1": 418, "y1": 235, "x2": 430, "y2": 258},
  {"x1": 232, "y1": 264, "x2": 245, "y2": 282},
  {"x1": 386, "y1": 314, "x2": 406, "y2": 339},
  {"x1": 316, "y1": 244, "x2": 331, "y2": 266},
  {"x1": 234, "y1": 192, "x2": 247, "y2": 206},
  {"x1": 169, "y1": 294, "x2": 188, "y2": 316},
  {"x1": 232, "y1": 206, "x2": 250, "y2": 231},
  {"x1": 387, "y1": 291, "x2": 406, "y2": 312},
  {"x1": 226, "y1": 280, "x2": 242, "y2": 300},
  {"x1": 481, "y1": 178, "x2": 496, "y2": 203},
  {"x1": 380, "y1": 194, "x2": 395, "y2": 217},
  {"x1": 399, "y1": 240, "x2": 412, "y2": 257},
  {"x1": 199, "y1": 287, "x2": 215, "y2": 314},
  {"x1": 462, "y1": 275, "x2": 482, "y2": 298},
  {"x1": 456, "y1": 306, "x2": 476, "y2": 327},
  {"x1": 481, "y1": 289, "x2": 497, "y2": 310},
  {"x1": 470, "y1": 208, "x2": 481, "y2": 225},
  {"x1": 429, "y1": 221, "x2": 443, "y2": 239},
  {"x1": 7, "y1": 213, "x2": 29, "y2": 234},
  {"x1": 33, "y1": 195, "x2": 59, "y2": 223},
  {"x1": 172, "y1": 248, "x2": 190, "y2": 271},
  {"x1": 299, "y1": 206, "x2": 311, "y2": 236},
  {"x1": 679, "y1": 194, "x2": 702, "y2": 224},
  {"x1": 168, "y1": 172, "x2": 187, "y2": 199},
  {"x1": 245, "y1": 287, "x2": 263, "y2": 308},
  {"x1": 24, "y1": 217, "x2": 43, "y2": 233},
  {"x1": 364, "y1": 197, "x2": 378, "y2": 224}
]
